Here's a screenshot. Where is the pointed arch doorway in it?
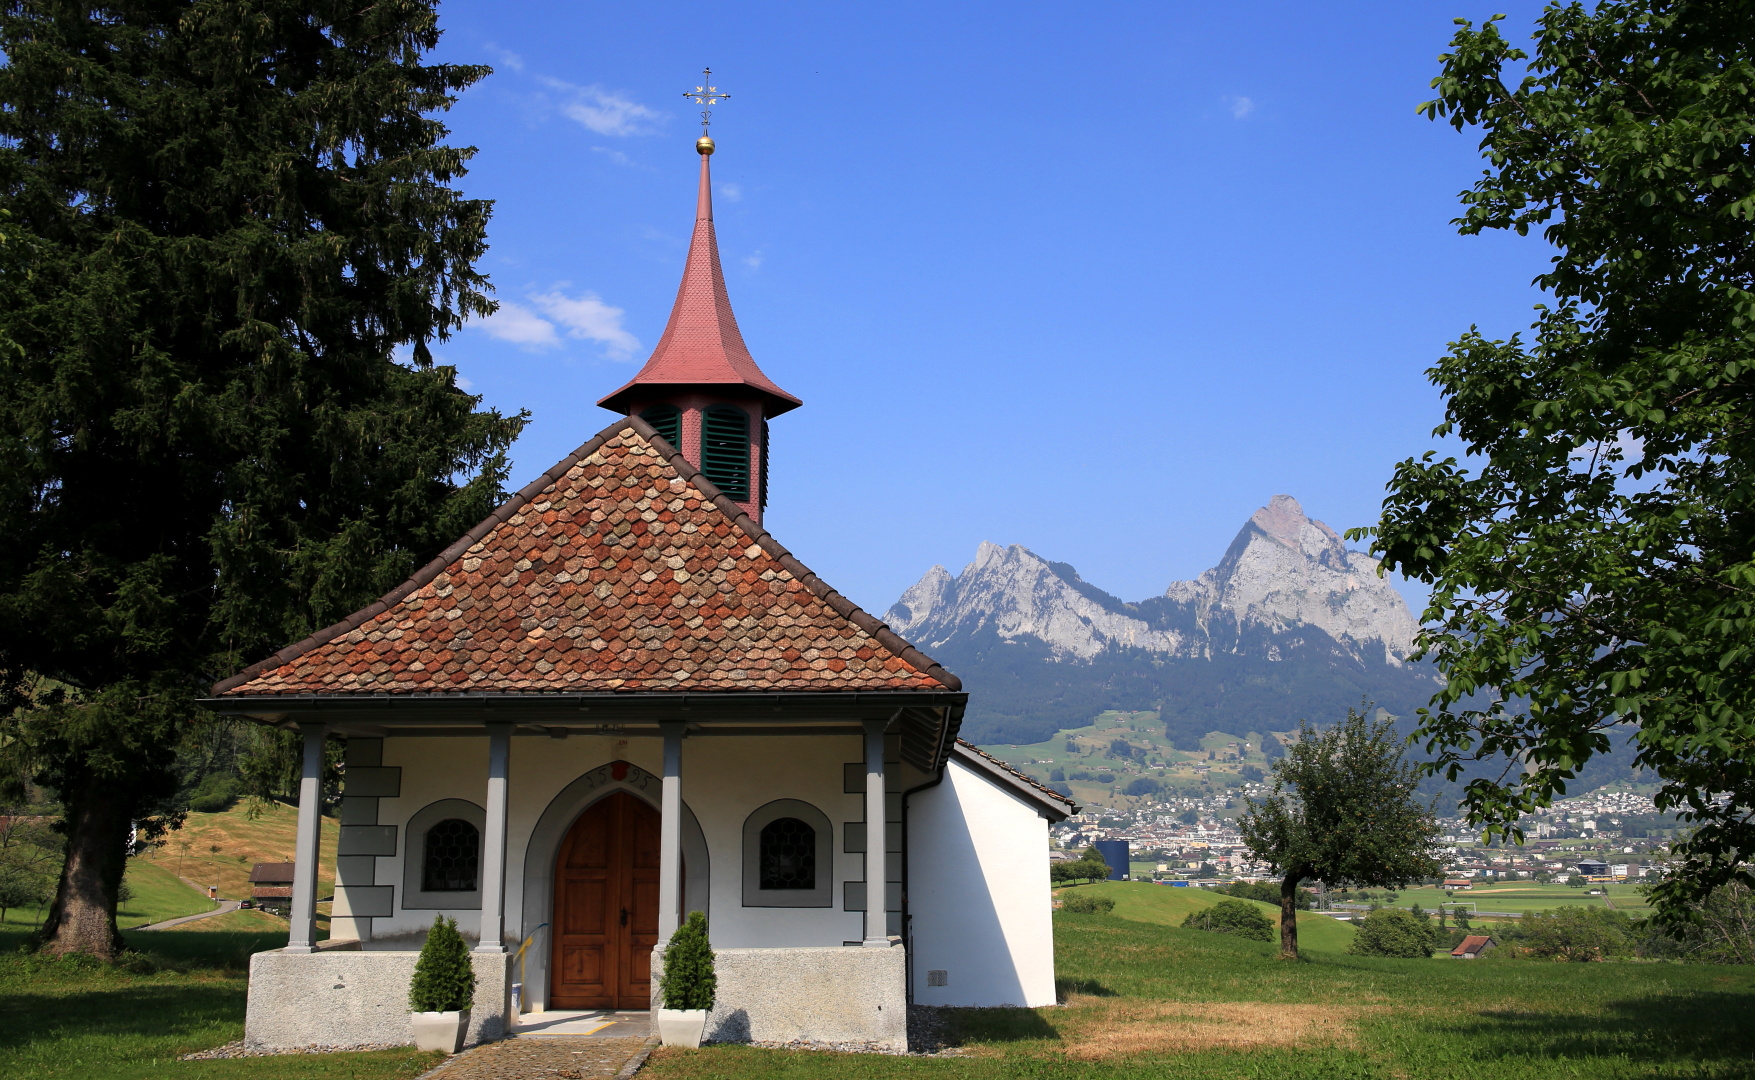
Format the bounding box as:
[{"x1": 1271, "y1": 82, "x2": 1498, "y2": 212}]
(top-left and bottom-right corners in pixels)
[{"x1": 550, "y1": 791, "x2": 661, "y2": 1009}]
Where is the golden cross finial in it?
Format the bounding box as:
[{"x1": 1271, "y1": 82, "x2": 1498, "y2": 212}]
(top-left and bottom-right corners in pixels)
[{"x1": 685, "y1": 67, "x2": 729, "y2": 136}]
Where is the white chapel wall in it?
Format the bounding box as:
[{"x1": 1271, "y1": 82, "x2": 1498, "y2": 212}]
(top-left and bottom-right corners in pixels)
[
  {"x1": 907, "y1": 758, "x2": 1057, "y2": 1007},
  {"x1": 364, "y1": 731, "x2": 879, "y2": 955},
  {"x1": 670, "y1": 734, "x2": 873, "y2": 949}
]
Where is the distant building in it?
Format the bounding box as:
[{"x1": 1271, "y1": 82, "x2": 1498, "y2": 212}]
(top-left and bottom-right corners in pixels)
[
  {"x1": 1451, "y1": 935, "x2": 1496, "y2": 959},
  {"x1": 1442, "y1": 878, "x2": 1473, "y2": 890},
  {"x1": 248, "y1": 863, "x2": 295, "y2": 912},
  {"x1": 1094, "y1": 840, "x2": 1130, "y2": 881}
]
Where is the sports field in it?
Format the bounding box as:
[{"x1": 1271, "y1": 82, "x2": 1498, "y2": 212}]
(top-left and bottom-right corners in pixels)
[{"x1": 1389, "y1": 882, "x2": 1650, "y2": 917}]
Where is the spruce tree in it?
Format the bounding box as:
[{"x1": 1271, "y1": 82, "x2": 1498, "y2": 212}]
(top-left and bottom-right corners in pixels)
[
  {"x1": 0, "y1": 0, "x2": 523, "y2": 957},
  {"x1": 409, "y1": 915, "x2": 476, "y2": 1013},
  {"x1": 659, "y1": 911, "x2": 717, "y2": 1011}
]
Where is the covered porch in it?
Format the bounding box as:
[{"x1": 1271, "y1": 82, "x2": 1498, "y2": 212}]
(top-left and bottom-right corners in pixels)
[{"x1": 214, "y1": 693, "x2": 962, "y2": 1051}]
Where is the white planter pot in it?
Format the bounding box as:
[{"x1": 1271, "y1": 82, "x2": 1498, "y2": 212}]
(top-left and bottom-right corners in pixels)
[
  {"x1": 410, "y1": 1009, "x2": 471, "y2": 1054},
  {"x1": 656, "y1": 1008, "x2": 709, "y2": 1048}
]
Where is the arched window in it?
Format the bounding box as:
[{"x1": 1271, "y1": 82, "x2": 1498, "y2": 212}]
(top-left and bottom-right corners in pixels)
[
  {"x1": 742, "y1": 799, "x2": 831, "y2": 907},
  {"x1": 702, "y1": 405, "x2": 750, "y2": 501},
  {"x1": 759, "y1": 818, "x2": 816, "y2": 890},
  {"x1": 422, "y1": 818, "x2": 480, "y2": 892},
  {"x1": 639, "y1": 404, "x2": 682, "y2": 451}
]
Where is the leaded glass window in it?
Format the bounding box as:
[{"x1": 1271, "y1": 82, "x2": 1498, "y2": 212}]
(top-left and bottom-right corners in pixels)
[
  {"x1": 423, "y1": 818, "x2": 480, "y2": 892},
  {"x1": 758, "y1": 817, "x2": 815, "y2": 890}
]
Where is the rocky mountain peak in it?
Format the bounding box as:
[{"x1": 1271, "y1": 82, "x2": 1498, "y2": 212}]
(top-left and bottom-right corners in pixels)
[
  {"x1": 886, "y1": 542, "x2": 1192, "y2": 660},
  {"x1": 1251, "y1": 494, "x2": 1346, "y2": 562},
  {"x1": 886, "y1": 495, "x2": 1418, "y2": 666},
  {"x1": 1167, "y1": 495, "x2": 1416, "y2": 661}
]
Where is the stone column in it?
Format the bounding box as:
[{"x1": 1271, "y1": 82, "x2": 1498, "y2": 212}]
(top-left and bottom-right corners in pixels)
[
  {"x1": 476, "y1": 722, "x2": 512, "y2": 953},
  {"x1": 863, "y1": 718, "x2": 889, "y2": 946},
  {"x1": 658, "y1": 721, "x2": 685, "y2": 940},
  {"x1": 286, "y1": 722, "x2": 328, "y2": 953}
]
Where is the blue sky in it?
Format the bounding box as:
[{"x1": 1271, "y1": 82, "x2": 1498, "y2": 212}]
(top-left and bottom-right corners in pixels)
[{"x1": 426, "y1": 1, "x2": 1556, "y2": 616}]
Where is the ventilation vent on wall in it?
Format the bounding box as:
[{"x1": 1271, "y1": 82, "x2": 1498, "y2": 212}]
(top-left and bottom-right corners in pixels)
[
  {"x1": 926, "y1": 969, "x2": 948, "y2": 987},
  {"x1": 702, "y1": 405, "x2": 751, "y2": 501},
  {"x1": 639, "y1": 404, "x2": 682, "y2": 452}
]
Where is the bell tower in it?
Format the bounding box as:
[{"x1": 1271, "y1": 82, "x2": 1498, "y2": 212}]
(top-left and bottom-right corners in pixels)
[{"x1": 598, "y1": 71, "x2": 799, "y2": 523}]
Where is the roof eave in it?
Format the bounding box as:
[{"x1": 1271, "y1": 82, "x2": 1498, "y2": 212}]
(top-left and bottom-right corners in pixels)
[
  {"x1": 950, "y1": 741, "x2": 1078, "y2": 822},
  {"x1": 596, "y1": 379, "x2": 803, "y2": 417},
  {"x1": 201, "y1": 692, "x2": 967, "y2": 773},
  {"x1": 200, "y1": 689, "x2": 966, "y2": 713}
]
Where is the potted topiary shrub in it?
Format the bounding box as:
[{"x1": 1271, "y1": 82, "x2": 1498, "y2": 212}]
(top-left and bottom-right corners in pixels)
[
  {"x1": 656, "y1": 910, "x2": 716, "y2": 1048},
  {"x1": 409, "y1": 915, "x2": 476, "y2": 1053}
]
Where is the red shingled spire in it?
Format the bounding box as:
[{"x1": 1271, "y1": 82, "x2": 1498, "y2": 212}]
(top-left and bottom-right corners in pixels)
[{"x1": 597, "y1": 141, "x2": 802, "y2": 418}]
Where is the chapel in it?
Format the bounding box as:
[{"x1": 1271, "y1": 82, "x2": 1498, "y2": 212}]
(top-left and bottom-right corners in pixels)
[{"x1": 204, "y1": 129, "x2": 1073, "y2": 1052}]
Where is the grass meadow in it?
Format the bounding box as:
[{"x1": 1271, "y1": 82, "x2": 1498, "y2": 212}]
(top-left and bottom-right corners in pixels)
[
  {"x1": 0, "y1": 928, "x2": 441, "y2": 1080},
  {"x1": 1078, "y1": 879, "x2": 1358, "y2": 952},
  {"x1": 644, "y1": 882, "x2": 1755, "y2": 1080},
  {"x1": 2, "y1": 878, "x2": 1749, "y2": 1079}
]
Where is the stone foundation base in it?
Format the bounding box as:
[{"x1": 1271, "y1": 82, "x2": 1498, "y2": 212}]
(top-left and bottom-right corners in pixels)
[
  {"x1": 244, "y1": 945, "x2": 512, "y2": 1050},
  {"x1": 654, "y1": 944, "x2": 907, "y2": 1052}
]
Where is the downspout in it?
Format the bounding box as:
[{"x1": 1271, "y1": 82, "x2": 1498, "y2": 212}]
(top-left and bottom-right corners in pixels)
[{"x1": 898, "y1": 705, "x2": 958, "y2": 1005}]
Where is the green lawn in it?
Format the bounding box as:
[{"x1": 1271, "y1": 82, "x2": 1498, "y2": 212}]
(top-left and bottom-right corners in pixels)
[
  {"x1": 0, "y1": 929, "x2": 439, "y2": 1080},
  {"x1": 1, "y1": 858, "x2": 218, "y2": 931},
  {"x1": 643, "y1": 910, "x2": 1755, "y2": 1080},
  {"x1": 118, "y1": 861, "x2": 220, "y2": 929},
  {"x1": 1065, "y1": 880, "x2": 1358, "y2": 953},
  {"x1": 8, "y1": 900, "x2": 1751, "y2": 1080}
]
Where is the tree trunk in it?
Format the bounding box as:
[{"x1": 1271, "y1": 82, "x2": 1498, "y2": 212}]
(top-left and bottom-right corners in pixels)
[
  {"x1": 1279, "y1": 871, "x2": 1302, "y2": 960},
  {"x1": 39, "y1": 779, "x2": 128, "y2": 959}
]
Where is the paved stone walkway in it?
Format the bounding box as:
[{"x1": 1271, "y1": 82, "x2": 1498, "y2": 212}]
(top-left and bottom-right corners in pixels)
[
  {"x1": 416, "y1": 1036, "x2": 658, "y2": 1080},
  {"x1": 516, "y1": 1011, "x2": 651, "y2": 1039}
]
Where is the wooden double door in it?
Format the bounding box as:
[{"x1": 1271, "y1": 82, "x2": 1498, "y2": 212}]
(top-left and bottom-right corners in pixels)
[{"x1": 551, "y1": 792, "x2": 660, "y2": 1009}]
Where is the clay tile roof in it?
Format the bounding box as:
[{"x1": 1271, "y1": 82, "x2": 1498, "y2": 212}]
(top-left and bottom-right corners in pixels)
[
  {"x1": 212, "y1": 417, "x2": 956, "y2": 697},
  {"x1": 249, "y1": 863, "x2": 296, "y2": 884},
  {"x1": 597, "y1": 148, "x2": 800, "y2": 416}
]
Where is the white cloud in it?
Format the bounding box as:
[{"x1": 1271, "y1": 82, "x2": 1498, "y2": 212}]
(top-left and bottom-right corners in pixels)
[
  {"x1": 531, "y1": 290, "x2": 641, "y2": 360},
  {"x1": 742, "y1": 250, "x2": 763, "y2": 270},
  {"x1": 478, "y1": 302, "x2": 560, "y2": 350},
  {"x1": 483, "y1": 43, "x2": 524, "y2": 73},
  {"x1": 539, "y1": 77, "x2": 662, "y2": 136},
  {"x1": 1225, "y1": 95, "x2": 1256, "y2": 120},
  {"x1": 592, "y1": 146, "x2": 636, "y2": 167},
  {"x1": 720, "y1": 183, "x2": 743, "y2": 202},
  {"x1": 454, "y1": 374, "x2": 475, "y2": 391}
]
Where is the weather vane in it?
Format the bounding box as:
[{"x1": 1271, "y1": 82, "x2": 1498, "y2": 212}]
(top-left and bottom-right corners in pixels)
[{"x1": 685, "y1": 67, "x2": 729, "y2": 137}]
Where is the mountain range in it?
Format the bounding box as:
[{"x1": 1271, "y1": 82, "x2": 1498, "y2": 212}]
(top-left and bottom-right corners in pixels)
[{"x1": 886, "y1": 495, "x2": 1441, "y2": 749}]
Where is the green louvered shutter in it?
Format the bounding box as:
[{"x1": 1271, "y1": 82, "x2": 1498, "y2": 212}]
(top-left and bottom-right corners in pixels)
[
  {"x1": 639, "y1": 404, "x2": 682, "y2": 451},
  {"x1": 702, "y1": 405, "x2": 750, "y2": 501}
]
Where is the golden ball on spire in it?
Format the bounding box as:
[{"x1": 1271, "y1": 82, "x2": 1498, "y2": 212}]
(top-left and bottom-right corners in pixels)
[{"x1": 696, "y1": 135, "x2": 715, "y2": 155}]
